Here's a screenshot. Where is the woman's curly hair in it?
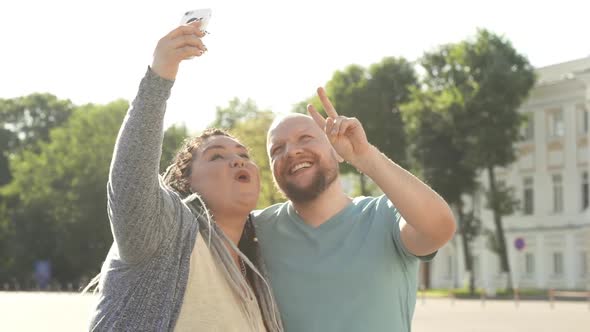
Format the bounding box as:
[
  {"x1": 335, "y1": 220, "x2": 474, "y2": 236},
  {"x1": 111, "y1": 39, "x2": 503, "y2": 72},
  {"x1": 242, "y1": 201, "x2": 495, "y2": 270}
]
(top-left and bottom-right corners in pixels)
[{"x1": 163, "y1": 127, "x2": 232, "y2": 196}]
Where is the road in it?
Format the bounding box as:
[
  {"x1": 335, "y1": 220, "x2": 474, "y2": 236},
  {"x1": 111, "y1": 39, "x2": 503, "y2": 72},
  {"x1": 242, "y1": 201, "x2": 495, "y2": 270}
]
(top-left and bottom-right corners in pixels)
[
  {"x1": 1, "y1": 292, "x2": 588, "y2": 331},
  {"x1": 413, "y1": 297, "x2": 589, "y2": 332}
]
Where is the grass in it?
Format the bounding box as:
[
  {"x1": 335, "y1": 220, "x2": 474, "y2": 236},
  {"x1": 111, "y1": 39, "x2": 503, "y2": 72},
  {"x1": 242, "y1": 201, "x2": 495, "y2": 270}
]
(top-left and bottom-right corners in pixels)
[{"x1": 419, "y1": 288, "x2": 548, "y2": 298}]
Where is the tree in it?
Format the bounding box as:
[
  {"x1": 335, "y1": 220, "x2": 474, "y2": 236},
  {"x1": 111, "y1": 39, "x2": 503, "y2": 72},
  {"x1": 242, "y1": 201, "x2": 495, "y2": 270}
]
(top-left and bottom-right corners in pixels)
[
  {"x1": 0, "y1": 93, "x2": 74, "y2": 198},
  {"x1": 0, "y1": 93, "x2": 74, "y2": 152},
  {"x1": 211, "y1": 98, "x2": 262, "y2": 129},
  {"x1": 0, "y1": 93, "x2": 74, "y2": 284},
  {"x1": 324, "y1": 65, "x2": 371, "y2": 192},
  {"x1": 362, "y1": 57, "x2": 418, "y2": 168},
  {"x1": 0, "y1": 128, "x2": 12, "y2": 186},
  {"x1": 1, "y1": 100, "x2": 128, "y2": 284},
  {"x1": 402, "y1": 88, "x2": 479, "y2": 292},
  {"x1": 0, "y1": 98, "x2": 196, "y2": 285},
  {"x1": 0, "y1": 200, "x2": 16, "y2": 282},
  {"x1": 421, "y1": 29, "x2": 536, "y2": 288},
  {"x1": 212, "y1": 98, "x2": 282, "y2": 208},
  {"x1": 160, "y1": 124, "x2": 190, "y2": 173},
  {"x1": 233, "y1": 113, "x2": 283, "y2": 208},
  {"x1": 316, "y1": 58, "x2": 418, "y2": 195}
]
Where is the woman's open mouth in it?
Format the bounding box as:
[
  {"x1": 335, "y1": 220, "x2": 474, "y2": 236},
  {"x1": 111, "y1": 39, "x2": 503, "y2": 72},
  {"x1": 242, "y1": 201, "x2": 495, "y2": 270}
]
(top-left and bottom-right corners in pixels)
[{"x1": 234, "y1": 170, "x2": 251, "y2": 183}]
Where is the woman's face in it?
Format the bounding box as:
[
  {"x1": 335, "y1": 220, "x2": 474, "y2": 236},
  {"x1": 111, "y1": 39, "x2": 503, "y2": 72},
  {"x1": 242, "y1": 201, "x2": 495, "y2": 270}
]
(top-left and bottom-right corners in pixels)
[{"x1": 189, "y1": 135, "x2": 260, "y2": 217}]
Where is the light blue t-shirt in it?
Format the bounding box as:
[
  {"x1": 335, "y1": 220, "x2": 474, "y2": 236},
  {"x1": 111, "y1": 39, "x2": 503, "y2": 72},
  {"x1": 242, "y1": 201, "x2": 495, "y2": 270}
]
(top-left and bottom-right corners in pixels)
[{"x1": 252, "y1": 195, "x2": 434, "y2": 332}]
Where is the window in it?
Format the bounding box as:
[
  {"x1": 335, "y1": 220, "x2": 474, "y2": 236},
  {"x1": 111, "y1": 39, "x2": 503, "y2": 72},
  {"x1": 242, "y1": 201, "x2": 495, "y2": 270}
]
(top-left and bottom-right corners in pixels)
[
  {"x1": 548, "y1": 110, "x2": 564, "y2": 138},
  {"x1": 446, "y1": 255, "x2": 453, "y2": 279},
  {"x1": 580, "y1": 252, "x2": 588, "y2": 277},
  {"x1": 553, "y1": 252, "x2": 563, "y2": 276},
  {"x1": 525, "y1": 253, "x2": 535, "y2": 275},
  {"x1": 552, "y1": 174, "x2": 563, "y2": 213},
  {"x1": 523, "y1": 177, "x2": 534, "y2": 215},
  {"x1": 578, "y1": 104, "x2": 589, "y2": 135},
  {"x1": 522, "y1": 113, "x2": 534, "y2": 141},
  {"x1": 582, "y1": 172, "x2": 589, "y2": 211},
  {"x1": 472, "y1": 255, "x2": 480, "y2": 280},
  {"x1": 584, "y1": 109, "x2": 589, "y2": 134}
]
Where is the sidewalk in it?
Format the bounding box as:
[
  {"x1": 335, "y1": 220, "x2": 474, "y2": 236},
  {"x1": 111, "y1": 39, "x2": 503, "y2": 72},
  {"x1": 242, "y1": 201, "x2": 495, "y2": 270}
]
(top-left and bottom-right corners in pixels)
[
  {"x1": 1, "y1": 292, "x2": 589, "y2": 331},
  {"x1": 414, "y1": 298, "x2": 590, "y2": 332}
]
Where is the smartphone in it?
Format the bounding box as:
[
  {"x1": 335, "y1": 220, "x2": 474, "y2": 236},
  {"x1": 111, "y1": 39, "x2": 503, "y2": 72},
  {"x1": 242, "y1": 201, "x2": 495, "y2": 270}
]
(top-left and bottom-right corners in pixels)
[{"x1": 180, "y1": 8, "x2": 212, "y2": 32}]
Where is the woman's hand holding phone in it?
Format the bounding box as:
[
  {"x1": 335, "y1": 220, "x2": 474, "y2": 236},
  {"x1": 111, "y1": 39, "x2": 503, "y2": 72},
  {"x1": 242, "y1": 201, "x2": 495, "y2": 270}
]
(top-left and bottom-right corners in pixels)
[{"x1": 151, "y1": 9, "x2": 212, "y2": 80}]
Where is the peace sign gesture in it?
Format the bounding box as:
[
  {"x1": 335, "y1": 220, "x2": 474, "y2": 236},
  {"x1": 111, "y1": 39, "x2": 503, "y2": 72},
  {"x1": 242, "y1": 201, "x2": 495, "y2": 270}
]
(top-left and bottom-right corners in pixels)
[{"x1": 307, "y1": 87, "x2": 372, "y2": 167}]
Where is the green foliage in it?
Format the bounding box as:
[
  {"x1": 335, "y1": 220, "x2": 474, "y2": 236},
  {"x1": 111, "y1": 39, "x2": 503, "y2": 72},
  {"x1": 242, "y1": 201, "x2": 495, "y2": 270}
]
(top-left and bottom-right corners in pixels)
[
  {"x1": 160, "y1": 124, "x2": 190, "y2": 173},
  {"x1": 0, "y1": 201, "x2": 16, "y2": 280},
  {"x1": 401, "y1": 87, "x2": 476, "y2": 205},
  {"x1": 0, "y1": 28, "x2": 538, "y2": 287},
  {"x1": 0, "y1": 141, "x2": 10, "y2": 186},
  {"x1": 234, "y1": 114, "x2": 284, "y2": 208},
  {"x1": 419, "y1": 29, "x2": 535, "y2": 283},
  {"x1": 1, "y1": 100, "x2": 128, "y2": 283},
  {"x1": 324, "y1": 64, "x2": 370, "y2": 188},
  {"x1": 458, "y1": 210, "x2": 481, "y2": 244},
  {"x1": 290, "y1": 100, "x2": 312, "y2": 114},
  {"x1": 402, "y1": 85, "x2": 481, "y2": 293},
  {"x1": 327, "y1": 64, "x2": 368, "y2": 115},
  {"x1": 483, "y1": 228, "x2": 501, "y2": 255},
  {"x1": 485, "y1": 181, "x2": 520, "y2": 216},
  {"x1": 362, "y1": 57, "x2": 417, "y2": 167},
  {"x1": 0, "y1": 94, "x2": 74, "y2": 187},
  {"x1": 421, "y1": 28, "x2": 536, "y2": 169},
  {"x1": 295, "y1": 58, "x2": 418, "y2": 194},
  {"x1": 348, "y1": 174, "x2": 381, "y2": 197},
  {"x1": 0, "y1": 93, "x2": 74, "y2": 153},
  {"x1": 326, "y1": 58, "x2": 417, "y2": 168},
  {"x1": 211, "y1": 98, "x2": 262, "y2": 128},
  {"x1": 421, "y1": 287, "x2": 546, "y2": 297}
]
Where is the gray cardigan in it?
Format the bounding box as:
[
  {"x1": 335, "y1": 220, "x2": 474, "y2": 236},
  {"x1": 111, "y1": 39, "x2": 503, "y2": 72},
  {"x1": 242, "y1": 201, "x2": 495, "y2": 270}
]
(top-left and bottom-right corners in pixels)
[{"x1": 88, "y1": 68, "x2": 199, "y2": 331}]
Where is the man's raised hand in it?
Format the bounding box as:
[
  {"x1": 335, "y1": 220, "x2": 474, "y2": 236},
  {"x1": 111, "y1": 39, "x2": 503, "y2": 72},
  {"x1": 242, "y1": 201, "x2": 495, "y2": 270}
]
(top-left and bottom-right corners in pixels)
[{"x1": 307, "y1": 87, "x2": 372, "y2": 167}]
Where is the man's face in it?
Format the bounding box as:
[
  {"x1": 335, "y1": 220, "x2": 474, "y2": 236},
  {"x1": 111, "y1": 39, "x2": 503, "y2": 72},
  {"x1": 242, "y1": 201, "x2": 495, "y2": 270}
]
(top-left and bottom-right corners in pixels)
[{"x1": 267, "y1": 115, "x2": 339, "y2": 203}]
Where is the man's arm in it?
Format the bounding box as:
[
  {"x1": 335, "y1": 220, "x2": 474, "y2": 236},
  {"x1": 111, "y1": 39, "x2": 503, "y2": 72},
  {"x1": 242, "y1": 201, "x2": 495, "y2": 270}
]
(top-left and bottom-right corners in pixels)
[
  {"x1": 308, "y1": 87, "x2": 456, "y2": 257},
  {"x1": 356, "y1": 146, "x2": 456, "y2": 256}
]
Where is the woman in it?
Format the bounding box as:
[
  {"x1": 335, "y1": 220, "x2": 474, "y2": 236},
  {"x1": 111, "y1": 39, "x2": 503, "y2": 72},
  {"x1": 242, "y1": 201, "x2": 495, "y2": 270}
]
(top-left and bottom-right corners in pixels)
[{"x1": 87, "y1": 21, "x2": 283, "y2": 331}]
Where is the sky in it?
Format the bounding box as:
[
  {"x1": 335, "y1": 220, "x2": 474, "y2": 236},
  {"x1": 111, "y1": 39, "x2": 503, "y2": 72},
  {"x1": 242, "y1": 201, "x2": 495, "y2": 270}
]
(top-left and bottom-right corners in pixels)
[{"x1": 1, "y1": 0, "x2": 589, "y2": 133}]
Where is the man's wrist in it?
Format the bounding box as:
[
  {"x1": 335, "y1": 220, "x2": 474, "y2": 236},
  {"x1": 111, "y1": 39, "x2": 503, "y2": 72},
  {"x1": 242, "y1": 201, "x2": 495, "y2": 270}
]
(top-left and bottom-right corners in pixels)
[{"x1": 351, "y1": 145, "x2": 381, "y2": 176}]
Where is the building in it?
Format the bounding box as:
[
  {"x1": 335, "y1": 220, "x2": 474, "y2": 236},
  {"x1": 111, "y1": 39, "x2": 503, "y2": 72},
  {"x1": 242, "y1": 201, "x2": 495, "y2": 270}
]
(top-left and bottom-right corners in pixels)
[{"x1": 429, "y1": 57, "x2": 590, "y2": 291}]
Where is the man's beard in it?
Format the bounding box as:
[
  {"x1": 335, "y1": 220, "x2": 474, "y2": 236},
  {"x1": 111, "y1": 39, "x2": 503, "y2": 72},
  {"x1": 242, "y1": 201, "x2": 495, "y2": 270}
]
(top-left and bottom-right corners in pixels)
[{"x1": 277, "y1": 161, "x2": 338, "y2": 204}]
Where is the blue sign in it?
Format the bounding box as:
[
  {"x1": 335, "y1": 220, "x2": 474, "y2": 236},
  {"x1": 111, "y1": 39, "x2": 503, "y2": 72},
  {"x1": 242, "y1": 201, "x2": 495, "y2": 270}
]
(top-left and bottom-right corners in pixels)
[{"x1": 514, "y1": 237, "x2": 526, "y2": 251}]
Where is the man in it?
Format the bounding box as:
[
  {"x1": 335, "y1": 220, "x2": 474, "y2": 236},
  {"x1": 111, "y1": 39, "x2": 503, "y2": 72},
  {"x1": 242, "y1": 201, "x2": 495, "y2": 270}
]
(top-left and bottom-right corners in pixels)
[{"x1": 252, "y1": 87, "x2": 456, "y2": 331}]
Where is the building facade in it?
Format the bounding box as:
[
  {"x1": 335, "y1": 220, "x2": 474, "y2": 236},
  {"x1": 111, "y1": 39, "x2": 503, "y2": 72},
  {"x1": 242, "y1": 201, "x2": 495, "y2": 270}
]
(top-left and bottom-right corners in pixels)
[{"x1": 429, "y1": 57, "x2": 590, "y2": 291}]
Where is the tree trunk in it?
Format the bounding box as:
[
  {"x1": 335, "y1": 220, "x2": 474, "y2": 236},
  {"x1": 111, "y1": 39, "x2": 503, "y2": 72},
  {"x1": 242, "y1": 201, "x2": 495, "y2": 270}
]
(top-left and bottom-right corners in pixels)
[
  {"x1": 456, "y1": 199, "x2": 476, "y2": 295},
  {"x1": 421, "y1": 262, "x2": 431, "y2": 289},
  {"x1": 359, "y1": 173, "x2": 369, "y2": 196},
  {"x1": 487, "y1": 166, "x2": 512, "y2": 290}
]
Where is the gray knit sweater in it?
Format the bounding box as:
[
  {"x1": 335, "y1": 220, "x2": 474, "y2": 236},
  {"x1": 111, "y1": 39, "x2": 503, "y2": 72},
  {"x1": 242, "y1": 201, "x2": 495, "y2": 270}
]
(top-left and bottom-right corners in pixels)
[{"x1": 88, "y1": 68, "x2": 199, "y2": 331}]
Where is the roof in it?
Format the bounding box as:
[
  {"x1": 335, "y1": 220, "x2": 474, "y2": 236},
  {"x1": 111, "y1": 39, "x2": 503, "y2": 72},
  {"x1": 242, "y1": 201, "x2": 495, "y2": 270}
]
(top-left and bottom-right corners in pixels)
[{"x1": 536, "y1": 56, "x2": 590, "y2": 84}]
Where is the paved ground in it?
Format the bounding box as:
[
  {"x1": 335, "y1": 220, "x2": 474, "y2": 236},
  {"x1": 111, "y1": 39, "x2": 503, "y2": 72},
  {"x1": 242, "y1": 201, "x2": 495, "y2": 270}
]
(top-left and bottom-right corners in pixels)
[
  {"x1": 413, "y1": 297, "x2": 590, "y2": 332},
  {"x1": 0, "y1": 292, "x2": 96, "y2": 331},
  {"x1": 1, "y1": 292, "x2": 589, "y2": 331}
]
